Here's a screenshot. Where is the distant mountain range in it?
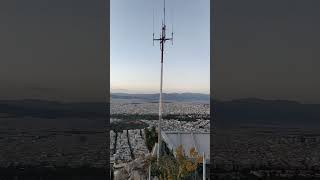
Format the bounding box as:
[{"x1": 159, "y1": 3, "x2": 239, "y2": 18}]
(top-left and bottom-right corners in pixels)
[
  {"x1": 111, "y1": 93, "x2": 210, "y2": 103},
  {"x1": 1, "y1": 97, "x2": 320, "y2": 128}
]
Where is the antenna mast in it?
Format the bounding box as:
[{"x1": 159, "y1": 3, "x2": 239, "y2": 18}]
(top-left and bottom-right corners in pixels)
[{"x1": 153, "y1": 0, "x2": 173, "y2": 162}]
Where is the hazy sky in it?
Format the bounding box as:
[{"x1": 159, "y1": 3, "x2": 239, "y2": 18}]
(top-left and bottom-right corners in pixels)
[
  {"x1": 0, "y1": 0, "x2": 107, "y2": 102},
  {"x1": 213, "y1": 0, "x2": 320, "y2": 103},
  {"x1": 111, "y1": 0, "x2": 210, "y2": 94}
]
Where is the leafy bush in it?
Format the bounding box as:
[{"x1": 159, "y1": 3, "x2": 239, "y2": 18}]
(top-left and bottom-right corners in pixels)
[{"x1": 146, "y1": 145, "x2": 203, "y2": 180}]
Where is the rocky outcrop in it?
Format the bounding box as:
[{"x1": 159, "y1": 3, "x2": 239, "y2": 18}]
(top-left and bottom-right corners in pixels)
[{"x1": 114, "y1": 155, "x2": 148, "y2": 180}]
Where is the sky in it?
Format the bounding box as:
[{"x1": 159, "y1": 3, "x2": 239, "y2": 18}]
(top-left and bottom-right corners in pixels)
[
  {"x1": 110, "y1": 0, "x2": 210, "y2": 94},
  {"x1": 0, "y1": 0, "x2": 107, "y2": 102},
  {"x1": 213, "y1": 0, "x2": 320, "y2": 104}
]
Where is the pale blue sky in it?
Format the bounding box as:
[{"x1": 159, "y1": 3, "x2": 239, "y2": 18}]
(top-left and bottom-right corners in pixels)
[{"x1": 111, "y1": 0, "x2": 210, "y2": 94}]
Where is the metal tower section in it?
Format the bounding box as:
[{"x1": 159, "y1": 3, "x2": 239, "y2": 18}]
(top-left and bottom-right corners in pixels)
[{"x1": 153, "y1": 0, "x2": 173, "y2": 161}]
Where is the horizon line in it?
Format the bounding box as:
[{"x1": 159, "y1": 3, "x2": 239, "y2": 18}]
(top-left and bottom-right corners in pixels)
[{"x1": 110, "y1": 91, "x2": 210, "y2": 95}]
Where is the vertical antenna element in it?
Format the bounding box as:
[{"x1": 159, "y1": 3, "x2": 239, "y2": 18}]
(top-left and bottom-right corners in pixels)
[
  {"x1": 172, "y1": 27, "x2": 173, "y2": 45},
  {"x1": 153, "y1": 8, "x2": 155, "y2": 46},
  {"x1": 164, "y1": 0, "x2": 166, "y2": 25},
  {"x1": 171, "y1": 8, "x2": 174, "y2": 45},
  {"x1": 152, "y1": 0, "x2": 174, "y2": 163}
]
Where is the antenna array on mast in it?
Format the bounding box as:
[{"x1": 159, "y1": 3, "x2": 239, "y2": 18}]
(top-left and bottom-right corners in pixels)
[{"x1": 152, "y1": 0, "x2": 174, "y2": 162}]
